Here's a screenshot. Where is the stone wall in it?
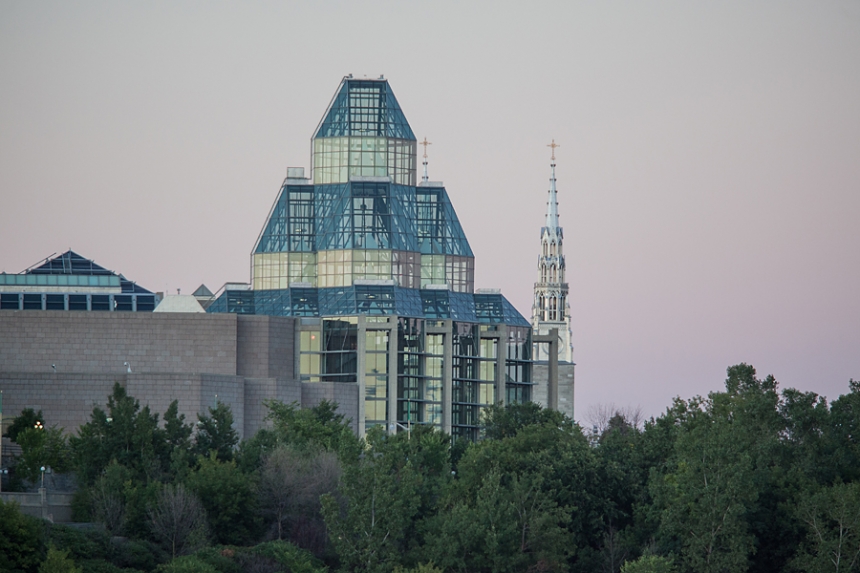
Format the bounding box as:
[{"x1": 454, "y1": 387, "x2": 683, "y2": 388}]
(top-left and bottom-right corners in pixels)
[
  {"x1": 0, "y1": 311, "x2": 310, "y2": 440},
  {"x1": 533, "y1": 361, "x2": 575, "y2": 421},
  {"x1": 236, "y1": 315, "x2": 295, "y2": 379},
  {"x1": 0, "y1": 372, "x2": 253, "y2": 438},
  {"x1": 0, "y1": 310, "x2": 239, "y2": 375},
  {"x1": 0, "y1": 491, "x2": 74, "y2": 523},
  {"x1": 302, "y1": 381, "x2": 360, "y2": 434}
]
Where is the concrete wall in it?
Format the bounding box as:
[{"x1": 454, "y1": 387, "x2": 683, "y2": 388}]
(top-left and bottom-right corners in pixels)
[
  {"x1": 244, "y1": 377, "x2": 302, "y2": 437},
  {"x1": 0, "y1": 491, "x2": 74, "y2": 523},
  {"x1": 0, "y1": 372, "x2": 251, "y2": 438},
  {"x1": 0, "y1": 311, "x2": 311, "y2": 440},
  {"x1": 0, "y1": 310, "x2": 239, "y2": 375},
  {"x1": 533, "y1": 361, "x2": 575, "y2": 421},
  {"x1": 236, "y1": 315, "x2": 295, "y2": 379},
  {"x1": 302, "y1": 381, "x2": 360, "y2": 434}
]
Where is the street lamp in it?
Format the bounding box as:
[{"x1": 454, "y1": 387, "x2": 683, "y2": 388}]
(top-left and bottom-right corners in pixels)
[
  {"x1": 388, "y1": 420, "x2": 411, "y2": 441},
  {"x1": 40, "y1": 466, "x2": 46, "y2": 489},
  {"x1": 0, "y1": 468, "x2": 8, "y2": 493},
  {"x1": 34, "y1": 420, "x2": 44, "y2": 431}
]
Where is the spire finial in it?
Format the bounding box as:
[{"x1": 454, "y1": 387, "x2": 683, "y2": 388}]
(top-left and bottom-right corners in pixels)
[
  {"x1": 547, "y1": 139, "x2": 560, "y2": 162},
  {"x1": 545, "y1": 140, "x2": 560, "y2": 229},
  {"x1": 421, "y1": 137, "x2": 432, "y2": 183}
]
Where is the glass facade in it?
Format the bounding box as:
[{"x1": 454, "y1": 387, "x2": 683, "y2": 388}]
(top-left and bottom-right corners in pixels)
[
  {"x1": 210, "y1": 77, "x2": 535, "y2": 439},
  {"x1": 0, "y1": 250, "x2": 158, "y2": 312}
]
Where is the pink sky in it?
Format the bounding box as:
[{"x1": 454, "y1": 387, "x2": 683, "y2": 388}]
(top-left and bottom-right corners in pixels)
[{"x1": 2, "y1": 1, "x2": 858, "y2": 421}]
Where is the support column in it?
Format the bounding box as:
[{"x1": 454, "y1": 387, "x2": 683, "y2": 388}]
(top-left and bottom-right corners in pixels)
[
  {"x1": 547, "y1": 328, "x2": 558, "y2": 410},
  {"x1": 356, "y1": 318, "x2": 367, "y2": 436},
  {"x1": 442, "y1": 321, "x2": 453, "y2": 435},
  {"x1": 494, "y1": 325, "x2": 507, "y2": 407},
  {"x1": 386, "y1": 317, "x2": 399, "y2": 427}
]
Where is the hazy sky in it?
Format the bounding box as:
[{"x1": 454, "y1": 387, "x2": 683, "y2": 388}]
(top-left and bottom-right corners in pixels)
[{"x1": 2, "y1": 1, "x2": 858, "y2": 421}]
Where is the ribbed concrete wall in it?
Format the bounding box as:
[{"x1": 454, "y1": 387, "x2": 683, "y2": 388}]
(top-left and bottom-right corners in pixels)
[
  {"x1": 0, "y1": 311, "x2": 310, "y2": 440},
  {"x1": 302, "y1": 381, "x2": 360, "y2": 434},
  {"x1": 533, "y1": 362, "x2": 575, "y2": 421},
  {"x1": 0, "y1": 310, "x2": 239, "y2": 375}
]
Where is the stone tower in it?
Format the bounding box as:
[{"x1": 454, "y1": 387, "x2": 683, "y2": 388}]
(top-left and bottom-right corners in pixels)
[{"x1": 532, "y1": 142, "x2": 574, "y2": 363}]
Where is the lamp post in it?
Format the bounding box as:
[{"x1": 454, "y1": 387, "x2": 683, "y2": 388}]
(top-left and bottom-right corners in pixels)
[{"x1": 388, "y1": 420, "x2": 411, "y2": 441}]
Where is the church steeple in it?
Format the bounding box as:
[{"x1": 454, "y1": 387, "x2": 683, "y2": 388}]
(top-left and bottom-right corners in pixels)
[
  {"x1": 545, "y1": 139, "x2": 560, "y2": 229},
  {"x1": 532, "y1": 141, "x2": 573, "y2": 363}
]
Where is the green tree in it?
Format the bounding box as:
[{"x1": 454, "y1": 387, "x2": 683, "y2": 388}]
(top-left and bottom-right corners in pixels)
[
  {"x1": 322, "y1": 428, "x2": 422, "y2": 573},
  {"x1": 0, "y1": 499, "x2": 45, "y2": 573},
  {"x1": 825, "y1": 380, "x2": 860, "y2": 484},
  {"x1": 194, "y1": 401, "x2": 238, "y2": 462},
  {"x1": 792, "y1": 482, "x2": 860, "y2": 573},
  {"x1": 38, "y1": 546, "x2": 82, "y2": 573},
  {"x1": 620, "y1": 554, "x2": 675, "y2": 573},
  {"x1": 15, "y1": 425, "x2": 69, "y2": 483},
  {"x1": 424, "y1": 470, "x2": 571, "y2": 573},
  {"x1": 69, "y1": 383, "x2": 165, "y2": 485},
  {"x1": 148, "y1": 483, "x2": 208, "y2": 559},
  {"x1": 652, "y1": 364, "x2": 788, "y2": 573},
  {"x1": 258, "y1": 445, "x2": 340, "y2": 550},
  {"x1": 482, "y1": 401, "x2": 573, "y2": 441},
  {"x1": 4, "y1": 408, "x2": 44, "y2": 442},
  {"x1": 185, "y1": 453, "x2": 260, "y2": 546},
  {"x1": 161, "y1": 400, "x2": 195, "y2": 481},
  {"x1": 265, "y1": 399, "x2": 358, "y2": 454},
  {"x1": 155, "y1": 555, "x2": 218, "y2": 573}
]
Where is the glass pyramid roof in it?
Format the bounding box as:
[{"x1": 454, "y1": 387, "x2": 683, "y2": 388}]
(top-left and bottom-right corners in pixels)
[
  {"x1": 313, "y1": 77, "x2": 416, "y2": 140},
  {"x1": 16, "y1": 250, "x2": 153, "y2": 294}
]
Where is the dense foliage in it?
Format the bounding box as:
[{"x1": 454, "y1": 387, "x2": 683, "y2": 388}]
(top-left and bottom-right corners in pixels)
[{"x1": 3, "y1": 365, "x2": 860, "y2": 572}]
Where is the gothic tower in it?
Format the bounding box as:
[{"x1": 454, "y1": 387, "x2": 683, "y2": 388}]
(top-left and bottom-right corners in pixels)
[{"x1": 532, "y1": 141, "x2": 574, "y2": 363}]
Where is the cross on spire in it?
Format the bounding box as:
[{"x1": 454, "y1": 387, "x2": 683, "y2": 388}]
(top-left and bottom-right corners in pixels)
[
  {"x1": 420, "y1": 137, "x2": 432, "y2": 183},
  {"x1": 547, "y1": 139, "x2": 560, "y2": 162}
]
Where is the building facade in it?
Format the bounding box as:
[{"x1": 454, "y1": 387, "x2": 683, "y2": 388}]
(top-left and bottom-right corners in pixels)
[
  {"x1": 0, "y1": 77, "x2": 561, "y2": 447},
  {"x1": 0, "y1": 251, "x2": 159, "y2": 313},
  {"x1": 208, "y1": 76, "x2": 552, "y2": 440}
]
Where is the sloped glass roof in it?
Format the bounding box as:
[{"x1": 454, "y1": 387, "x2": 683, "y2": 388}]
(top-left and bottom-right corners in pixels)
[
  {"x1": 207, "y1": 286, "x2": 529, "y2": 325},
  {"x1": 15, "y1": 250, "x2": 152, "y2": 294},
  {"x1": 314, "y1": 78, "x2": 416, "y2": 140},
  {"x1": 416, "y1": 187, "x2": 473, "y2": 256},
  {"x1": 255, "y1": 181, "x2": 472, "y2": 257}
]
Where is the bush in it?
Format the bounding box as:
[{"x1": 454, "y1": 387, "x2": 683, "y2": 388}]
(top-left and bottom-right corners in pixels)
[
  {"x1": 155, "y1": 555, "x2": 219, "y2": 573},
  {"x1": 110, "y1": 538, "x2": 165, "y2": 572},
  {"x1": 621, "y1": 554, "x2": 676, "y2": 573},
  {"x1": 77, "y1": 559, "x2": 141, "y2": 573},
  {"x1": 0, "y1": 498, "x2": 46, "y2": 573},
  {"x1": 248, "y1": 540, "x2": 327, "y2": 573},
  {"x1": 38, "y1": 546, "x2": 82, "y2": 573},
  {"x1": 47, "y1": 524, "x2": 109, "y2": 562}
]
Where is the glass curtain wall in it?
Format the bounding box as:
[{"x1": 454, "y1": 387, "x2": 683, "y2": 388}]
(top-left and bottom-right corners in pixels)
[
  {"x1": 450, "y1": 322, "x2": 497, "y2": 441},
  {"x1": 364, "y1": 327, "x2": 389, "y2": 428},
  {"x1": 505, "y1": 326, "x2": 533, "y2": 403}
]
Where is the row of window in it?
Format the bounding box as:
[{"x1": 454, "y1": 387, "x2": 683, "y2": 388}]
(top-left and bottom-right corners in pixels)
[
  {"x1": 252, "y1": 251, "x2": 474, "y2": 292},
  {"x1": 299, "y1": 319, "x2": 532, "y2": 437},
  {"x1": 0, "y1": 293, "x2": 157, "y2": 312}
]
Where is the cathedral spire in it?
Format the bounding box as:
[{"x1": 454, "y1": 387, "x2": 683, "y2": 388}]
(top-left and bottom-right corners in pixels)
[
  {"x1": 533, "y1": 139, "x2": 573, "y2": 364},
  {"x1": 545, "y1": 140, "x2": 560, "y2": 229}
]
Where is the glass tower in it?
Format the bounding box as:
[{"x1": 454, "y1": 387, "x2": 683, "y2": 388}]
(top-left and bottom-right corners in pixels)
[{"x1": 209, "y1": 76, "x2": 533, "y2": 440}]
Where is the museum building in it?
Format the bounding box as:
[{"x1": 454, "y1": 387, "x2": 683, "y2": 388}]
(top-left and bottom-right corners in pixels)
[
  {"x1": 0, "y1": 76, "x2": 561, "y2": 445},
  {"x1": 207, "y1": 76, "x2": 560, "y2": 440}
]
